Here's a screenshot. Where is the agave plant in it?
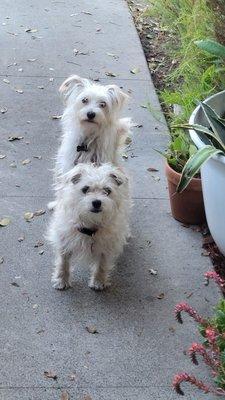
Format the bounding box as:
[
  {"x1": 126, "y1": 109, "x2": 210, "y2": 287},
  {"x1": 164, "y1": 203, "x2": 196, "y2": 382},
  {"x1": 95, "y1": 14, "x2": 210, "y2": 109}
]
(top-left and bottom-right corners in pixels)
[{"x1": 173, "y1": 101, "x2": 225, "y2": 193}]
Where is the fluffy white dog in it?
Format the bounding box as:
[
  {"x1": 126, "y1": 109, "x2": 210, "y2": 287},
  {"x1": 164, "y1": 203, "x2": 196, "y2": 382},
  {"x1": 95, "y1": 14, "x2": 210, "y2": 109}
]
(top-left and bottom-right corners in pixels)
[
  {"x1": 56, "y1": 74, "x2": 132, "y2": 175},
  {"x1": 47, "y1": 163, "x2": 131, "y2": 290}
]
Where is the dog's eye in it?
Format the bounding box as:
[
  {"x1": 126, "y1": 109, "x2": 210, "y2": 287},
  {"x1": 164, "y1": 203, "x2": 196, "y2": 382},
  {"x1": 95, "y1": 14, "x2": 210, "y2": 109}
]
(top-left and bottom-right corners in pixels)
[
  {"x1": 99, "y1": 101, "x2": 106, "y2": 108},
  {"x1": 103, "y1": 187, "x2": 111, "y2": 195},
  {"x1": 82, "y1": 186, "x2": 89, "y2": 194},
  {"x1": 82, "y1": 98, "x2": 88, "y2": 104}
]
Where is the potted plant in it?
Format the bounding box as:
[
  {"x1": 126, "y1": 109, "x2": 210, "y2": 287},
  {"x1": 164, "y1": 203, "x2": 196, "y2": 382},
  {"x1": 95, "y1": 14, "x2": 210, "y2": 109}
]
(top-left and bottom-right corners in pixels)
[
  {"x1": 173, "y1": 271, "x2": 225, "y2": 397},
  {"x1": 175, "y1": 39, "x2": 225, "y2": 254},
  {"x1": 175, "y1": 98, "x2": 225, "y2": 255},
  {"x1": 160, "y1": 131, "x2": 205, "y2": 224}
]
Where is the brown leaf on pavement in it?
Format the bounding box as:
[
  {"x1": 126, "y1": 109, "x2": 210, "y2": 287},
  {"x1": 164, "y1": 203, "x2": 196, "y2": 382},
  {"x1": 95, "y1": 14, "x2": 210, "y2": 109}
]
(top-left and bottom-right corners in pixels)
[
  {"x1": 21, "y1": 159, "x2": 31, "y2": 165},
  {"x1": 0, "y1": 218, "x2": 11, "y2": 227},
  {"x1": 147, "y1": 167, "x2": 159, "y2": 172},
  {"x1": 34, "y1": 240, "x2": 44, "y2": 248},
  {"x1": 34, "y1": 209, "x2": 46, "y2": 216},
  {"x1": 0, "y1": 155, "x2": 6, "y2": 159},
  {"x1": 61, "y1": 391, "x2": 70, "y2": 400},
  {"x1": 1, "y1": 107, "x2": 8, "y2": 113},
  {"x1": 24, "y1": 212, "x2": 34, "y2": 221},
  {"x1": 44, "y1": 370, "x2": 57, "y2": 380},
  {"x1": 105, "y1": 71, "x2": 117, "y2": 77},
  {"x1": 86, "y1": 325, "x2": 98, "y2": 334},
  {"x1": 0, "y1": 257, "x2": 4, "y2": 264},
  {"x1": 8, "y1": 135, "x2": 24, "y2": 141},
  {"x1": 157, "y1": 292, "x2": 165, "y2": 299}
]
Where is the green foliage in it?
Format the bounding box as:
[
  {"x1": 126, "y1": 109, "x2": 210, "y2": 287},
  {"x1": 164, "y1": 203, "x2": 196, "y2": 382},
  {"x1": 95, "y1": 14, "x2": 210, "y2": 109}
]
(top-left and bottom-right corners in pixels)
[
  {"x1": 176, "y1": 102, "x2": 225, "y2": 192},
  {"x1": 146, "y1": 0, "x2": 225, "y2": 127},
  {"x1": 159, "y1": 131, "x2": 197, "y2": 173},
  {"x1": 195, "y1": 39, "x2": 225, "y2": 58}
]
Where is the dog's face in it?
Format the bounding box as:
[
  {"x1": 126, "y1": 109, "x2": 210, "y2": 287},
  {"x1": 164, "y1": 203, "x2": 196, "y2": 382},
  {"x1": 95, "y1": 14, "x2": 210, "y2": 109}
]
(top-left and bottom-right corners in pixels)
[
  {"x1": 63, "y1": 163, "x2": 128, "y2": 226},
  {"x1": 59, "y1": 75, "x2": 129, "y2": 132}
]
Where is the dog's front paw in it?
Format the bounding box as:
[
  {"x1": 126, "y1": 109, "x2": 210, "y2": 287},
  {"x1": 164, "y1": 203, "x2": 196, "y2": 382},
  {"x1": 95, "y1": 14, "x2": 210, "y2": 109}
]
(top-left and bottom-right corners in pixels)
[
  {"x1": 89, "y1": 277, "x2": 111, "y2": 291},
  {"x1": 52, "y1": 276, "x2": 72, "y2": 290}
]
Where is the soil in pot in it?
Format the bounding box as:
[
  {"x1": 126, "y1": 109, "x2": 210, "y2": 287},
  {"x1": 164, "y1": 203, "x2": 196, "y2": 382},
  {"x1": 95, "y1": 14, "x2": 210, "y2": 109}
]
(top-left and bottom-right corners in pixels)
[{"x1": 165, "y1": 162, "x2": 206, "y2": 225}]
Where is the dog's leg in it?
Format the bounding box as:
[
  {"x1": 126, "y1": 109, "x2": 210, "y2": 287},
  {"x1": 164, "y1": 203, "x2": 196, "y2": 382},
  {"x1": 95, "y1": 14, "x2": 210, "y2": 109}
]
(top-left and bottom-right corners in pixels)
[
  {"x1": 89, "y1": 254, "x2": 113, "y2": 291},
  {"x1": 52, "y1": 251, "x2": 72, "y2": 290}
]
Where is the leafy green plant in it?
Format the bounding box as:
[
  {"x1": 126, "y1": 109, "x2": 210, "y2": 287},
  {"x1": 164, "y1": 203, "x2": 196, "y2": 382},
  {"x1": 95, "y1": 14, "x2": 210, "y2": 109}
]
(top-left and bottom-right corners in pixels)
[
  {"x1": 146, "y1": 0, "x2": 225, "y2": 127},
  {"x1": 158, "y1": 131, "x2": 197, "y2": 173},
  {"x1": 195, "y1": 39, "x2": 225, "y2": 58},
  {"x1": 173, "y1": 271, "x2": 225, "y2": 397},
  {"x1": 174, "y1": 102, "x2": 225, "y2": 192}
]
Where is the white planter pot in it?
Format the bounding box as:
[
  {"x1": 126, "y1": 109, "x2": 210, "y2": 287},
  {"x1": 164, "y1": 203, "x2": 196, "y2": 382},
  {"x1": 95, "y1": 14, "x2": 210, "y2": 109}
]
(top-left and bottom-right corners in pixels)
[{"x1": 189, "y1": 90, "x2": 225, "y2": 255}]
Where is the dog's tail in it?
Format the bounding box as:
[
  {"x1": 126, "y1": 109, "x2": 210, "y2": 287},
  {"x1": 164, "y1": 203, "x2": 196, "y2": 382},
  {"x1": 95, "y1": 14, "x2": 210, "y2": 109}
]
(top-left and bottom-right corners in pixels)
[{"x1": 117, "y1": 117, "x2": 133, "y2": 148}]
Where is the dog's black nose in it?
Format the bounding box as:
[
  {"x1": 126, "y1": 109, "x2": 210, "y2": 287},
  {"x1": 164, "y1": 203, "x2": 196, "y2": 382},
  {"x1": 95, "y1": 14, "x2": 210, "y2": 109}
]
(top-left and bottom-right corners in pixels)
[
  {"x1": 92, "y1": 199, "x2": 101, "y2": 209},
  {"x1": 87, "y1": 111, "x2": 96, "y2": 120}
]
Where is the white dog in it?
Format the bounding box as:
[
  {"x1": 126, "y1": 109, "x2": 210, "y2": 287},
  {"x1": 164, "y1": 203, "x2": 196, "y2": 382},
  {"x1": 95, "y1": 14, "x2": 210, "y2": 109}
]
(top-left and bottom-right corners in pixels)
[
  {"x1": 47, "y1": 163, "x2": 131, "y2": 290},
  {"x1": 56, "y1": 74, "x2": 132, "y2": 175}
]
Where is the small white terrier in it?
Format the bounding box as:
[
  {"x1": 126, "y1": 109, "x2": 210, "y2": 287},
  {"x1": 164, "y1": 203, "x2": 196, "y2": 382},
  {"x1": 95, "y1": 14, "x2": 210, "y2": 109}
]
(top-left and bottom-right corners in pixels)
[
  {"x1": 47, "y1": 163, "x2": 131, "y2": 290},
  {"x1": 56, "y1": 74, "x2": 132, "y2": 175}
]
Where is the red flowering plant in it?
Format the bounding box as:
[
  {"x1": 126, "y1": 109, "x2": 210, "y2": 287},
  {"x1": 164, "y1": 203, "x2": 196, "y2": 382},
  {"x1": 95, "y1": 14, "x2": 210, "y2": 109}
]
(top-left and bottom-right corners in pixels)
[{"x1": 173, "y1": 271, "x2": 225, "y2": 397}]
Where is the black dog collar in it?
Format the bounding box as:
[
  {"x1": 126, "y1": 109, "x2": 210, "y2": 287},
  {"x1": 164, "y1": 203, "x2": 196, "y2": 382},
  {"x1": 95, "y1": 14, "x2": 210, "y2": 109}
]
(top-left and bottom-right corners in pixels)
[
  {"x1": 77, "y1": 143, "x2": 88, "y2": 152},
  {"x1": 78, "y1": 226, "x2": 98, "y2": 237}
]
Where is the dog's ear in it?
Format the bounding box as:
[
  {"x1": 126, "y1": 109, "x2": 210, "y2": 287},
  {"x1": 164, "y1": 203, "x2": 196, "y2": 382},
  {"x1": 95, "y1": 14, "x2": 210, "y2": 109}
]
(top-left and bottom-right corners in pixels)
[
  {"x1": 106, "y1": 85, "x2": 129, "y2": 109},
  {"x1": 109, "y1": 169, "x2": 128, "y2": 186},
  {"x1": 71, "y1": 173, "x2": 82, "y2": 185},
  {"x1": 59, "y1": 75, "x2": 88, "y2": 103}
]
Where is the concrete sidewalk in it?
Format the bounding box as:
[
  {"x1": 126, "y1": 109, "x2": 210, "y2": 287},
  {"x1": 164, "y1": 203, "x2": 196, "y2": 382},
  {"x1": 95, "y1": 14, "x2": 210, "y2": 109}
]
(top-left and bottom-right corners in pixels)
[{"x1": 0, "y1": 1, "x2": 219, "y2": 399}]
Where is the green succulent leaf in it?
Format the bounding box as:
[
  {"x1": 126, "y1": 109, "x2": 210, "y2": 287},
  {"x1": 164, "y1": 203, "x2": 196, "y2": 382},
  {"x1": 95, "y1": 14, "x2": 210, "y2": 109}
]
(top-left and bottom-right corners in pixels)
[
  {"x1": 173, "y1": 123, "x2": 225, "y2": 150},
  {"x1": 195, "y1": 39, "x2": 225, "y2": 58},
  {"x1": 200, "y1": 102, "x2": 225, "y2": 146},
  {"x1": 177, "y1": 145, "x2": 224, "y2": 193}
]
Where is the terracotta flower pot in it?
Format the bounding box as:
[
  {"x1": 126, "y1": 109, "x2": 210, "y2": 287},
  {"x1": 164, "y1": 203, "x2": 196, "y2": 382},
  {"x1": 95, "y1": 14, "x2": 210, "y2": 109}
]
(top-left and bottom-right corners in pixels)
[{"x1": 165, "y1": 162, "x2": 206, "y2": 225}]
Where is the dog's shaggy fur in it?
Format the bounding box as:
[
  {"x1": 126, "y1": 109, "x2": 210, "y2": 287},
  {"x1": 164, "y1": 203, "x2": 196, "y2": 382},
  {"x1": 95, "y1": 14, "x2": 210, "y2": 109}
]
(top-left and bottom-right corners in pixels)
[
  {"x1": 56, "y1": 74, "x2": 132, "y2": 175},
  {"x1": 47, "y1": 163, "x2": 131, "y2": 290}
]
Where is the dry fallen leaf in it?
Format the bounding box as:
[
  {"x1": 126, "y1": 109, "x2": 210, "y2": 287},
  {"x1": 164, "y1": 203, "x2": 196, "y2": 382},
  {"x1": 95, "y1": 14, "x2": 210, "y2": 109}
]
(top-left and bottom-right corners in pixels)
[
  {"x1": 18, "y1": 68, "x2": 23, "y2": 72},
  {"x1": 157, "y1": 293, "x2": 165, "y2": 300},
  {"x1": 0, "y1": 218, "x2": 11, "y2": 227},
  {"x1": 11, "y1": 282, "x2": 20, "y2": 287},
  {"x1": 0, "y1": 155, "x2": 6, "y2": 159},
  {"x1": 49, "y1": 78, "x2": 54, "y2": 82},
  {"x1": 34, "y1": 209, "x2": 46, "y2": 216},
  {"x1": 3, "y1": 79, "x2": 10, "y2": 84},
  {"x1": 69, "y1": 373, "x2": 77, "y2": 381},
  {"x1": 81, "y1": 11, "x2": 92, "y2": 15},
  {"x1": 147, "y1": 167, "x2": 159, "y2": 172},
  {"x1": 122, "y1": 153, "x2": 128, "y2": 159},
  {"x1": 37, "y1": 85, "x2": 44, "y2": 89},
  {"x1": 1, "y1": 107, "x2": 8, "y2": 114},
  {"x1": 0, "y1": 257, "x2": 4, "y2": 264},
  {"x1": 125, "y1": 136, "x2": 132, "y2": 145},
  {"x1": 10, "y1": 163, "x2": 17, "y2": 168},
  {"x1": 130, "y1": 67, "x2": 140, "y2": 74},
  {"x1": 51, "y1": 115, "x2": 62, "y2": 120},
  {"x1": 8, "y1": 135, "x2": 24, "y2": 141},
  {"x1": 34, "y1": 240, "x2": 44, "y2": 248},
  {"x1": 18, "y1": 236, "x2": 25, "y2": 242},
  {"x1": 24, "y1": 212, "x2": 34, "y2": 221},
  {"x1": 106, "y1": 52, "x2": 118, "y2": 59},
  {"x1": 61, "y1": 391, "x2": 70, "y2": 400},
  {"x1": 15, "y1": 88, "x2": 24, "y2": 94},
  {"x1": 33, "y1": 155, "x2": 42, "y2": 160},
  {"x1": 86, "y1": 325, "x2": 98, "y2": 334},
  {"x1": 25, "y1": 28, "x2": 38, "y2": 33},
  {"x1": 149, "y1": 268, "x2": 158, "y2": 275},
  {"x1": 39, "y1": 250, "x2": 44, "y2": 255},
  {"x1": 105, "y1": 71, "x2": 117, "y2": 77},
  {"x1": 27, "y1": 58, "x2": 37, "y2": 62},
  {"x1": 21, "y1": 159, "x2": 31, "y2": 165},
  {"x1": 44, "y1": 370, "x2": 57, "y2": 380}
]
